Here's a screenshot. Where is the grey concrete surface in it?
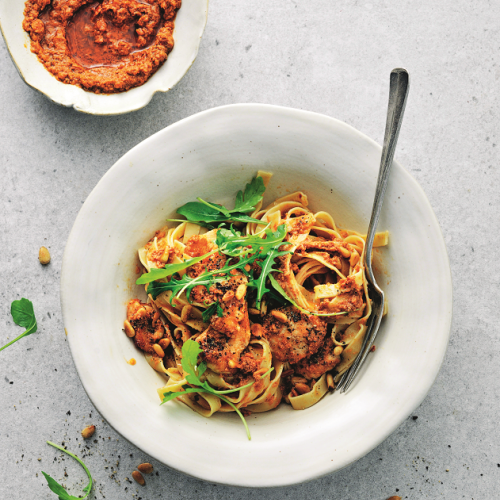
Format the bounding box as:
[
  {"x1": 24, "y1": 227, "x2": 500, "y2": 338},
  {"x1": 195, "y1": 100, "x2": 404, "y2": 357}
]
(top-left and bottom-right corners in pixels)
[{"x1": 1, "y1": 1, "x2": 499, "y2": 499}]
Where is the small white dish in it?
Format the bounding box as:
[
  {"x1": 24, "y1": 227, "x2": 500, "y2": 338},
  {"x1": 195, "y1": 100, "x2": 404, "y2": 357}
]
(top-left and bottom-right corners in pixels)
[
  {"x1": 0, "y1": 1, "x2": 208, "y2": 115},
  {"x1": 61, "y1": 104, "x2": 452, "y2": 486}
]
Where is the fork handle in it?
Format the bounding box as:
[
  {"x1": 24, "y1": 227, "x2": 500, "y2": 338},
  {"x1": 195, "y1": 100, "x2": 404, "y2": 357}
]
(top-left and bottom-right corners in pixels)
[{"x1": 365, "y1": 68, "x2": 410, "y2": 281}]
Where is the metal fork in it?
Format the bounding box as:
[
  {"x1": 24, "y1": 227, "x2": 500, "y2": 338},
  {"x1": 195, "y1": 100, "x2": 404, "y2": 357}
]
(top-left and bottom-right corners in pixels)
[{"x1": 336, "y1": 68, "x2": 410, "y2": 393}]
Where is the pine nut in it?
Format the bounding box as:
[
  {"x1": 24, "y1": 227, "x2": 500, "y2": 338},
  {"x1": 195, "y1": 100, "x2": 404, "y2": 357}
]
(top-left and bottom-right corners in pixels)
[
  {"x1": 248, "y1": 308, "x2": 261, "y2": 316},
  {"x1": 153, "y1": 344, "x2": 165, "y2": 358},
  {"x1": 235, "y1": 284, "x2": 247, "y2": 300},
  {"x1": 291, "y1": 376, "x2": 308, "y2": 385},
  {"x1": 81, "y1": 425, "x2": 95, "y2": 439},
  {"x1": 181, "y1": 305, "x2": 192, "y2": 323},
  {"x1": 222, "y1": 291, "x2": 234, "y2": 302},
  {"x1": 326, "y1": 373, "x2": 335, "y2": 390},
  {"x1": 251, "y1": 323, "x2": 264, "y2": 337},
  {"x1": 244, "y1": 264, "x2": 251, "y2": 272},
  {"x1": 137, "y1": 463, "x2": 153, "y2": 474},
  {"x1": 38, "y1": 246, "x2": 51, "y2": 265},
  {"x1": 294, "y1": 383, "x2": 310, "y2": 395},
  {"x1": 350, "y1": 251, "x2": 360, "y2": 267},
  {"x1": 338, "y1": 246, "x2": 351, "y2": 259},
  {"x1": 153, "y1": 310, "x2": 160, "y2": 322},
  {"x1": 333, "y1": 346, "x2": 344, "y2": 356},
  {"x1": 124, "y1": 320, "x2": 135, "y2": 338},
  {"x1": 132, "y1": 470, "x2": 145, "y2": 486},
  {"x1": 159, "y1": 338, "x2": 170, "y2": 350},
  {"x1": 271, "y1": 310, "x2": 288, "y2": 323},
  {"x1": 228, "y1": 359, "x2": 238, "y2": 369}
]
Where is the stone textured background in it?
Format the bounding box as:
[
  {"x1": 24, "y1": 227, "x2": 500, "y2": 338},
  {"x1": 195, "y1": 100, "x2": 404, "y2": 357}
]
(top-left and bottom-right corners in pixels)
[{"x1": 1, "y1": 1, "x2": 499, "y2": 499}]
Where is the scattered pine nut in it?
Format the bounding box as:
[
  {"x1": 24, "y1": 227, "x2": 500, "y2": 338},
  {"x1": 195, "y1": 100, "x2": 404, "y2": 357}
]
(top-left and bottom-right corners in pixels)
[
  {"x1": 81, "y1": 425, "x2": 95, "y2": 439},
  {"x1": 271, "y1": 310, "x2": 288, "y2": 323},
  {"x1": 39, "y1": 246, "x2": 51, "y2": 265},
  {"x1": 222, "y1": 290, "x2": 234, "y2": 302},
  {"x1": 250, "y1": 323, "x2": 264, "y2": 337},
  {"x1": 159, "y1": 338, "x2": 171, "y2": 350},
  {"x1": 248, "y1": 308, "x2": 261, "y2": 316},
  {"x1": 333, "y1": 346, "x2": 344, "y2": 356},
  {"x1": 137, "y1": 463, "x2": 153, "y2": 474},
  {"x1": 124, "y1": 320, "x2": 135, "y2": 338},
  {"x1": 326, "y1": 373, "x2": 335, "y2": 390},
  {"x1": 132, "y1": 470, "x2": 145, "y2": 486},
  {"x1": 235, "y1": 284, "x2": 247, "y2": 300},
  {"x1": 338, "y1": 246, "x2": 351, "y2": 259},
  {"x1": 181, "y1": 305, "x2": 192, "y2": 323},
  {"x1": 294, "y1": 383, "x2": 310, "y2": 395},
  {"x1": 153, "y1": 344, "x2": 165, "y2": 358},
  {"x1": 350, "y1": 251, "x2": 360, "y2": 267}
]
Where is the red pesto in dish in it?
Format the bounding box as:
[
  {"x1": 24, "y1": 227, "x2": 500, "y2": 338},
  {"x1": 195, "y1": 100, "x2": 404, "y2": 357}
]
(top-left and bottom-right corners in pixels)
[{"x1": 22, "y1": 0, "x2": 181, "y2": 94}]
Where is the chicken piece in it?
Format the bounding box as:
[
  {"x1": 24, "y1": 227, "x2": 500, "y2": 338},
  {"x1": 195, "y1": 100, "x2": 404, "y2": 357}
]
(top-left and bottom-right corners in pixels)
[
  {"x1": 196, "y1": 277, "x2": 251, "y2": 373},
  {"x1": 262, "y1": 307, "x2": 327, "y2": 364},
  {"x1": 294, "y1": 337, "x2": 341, "y2": 380},
  {"x1": 127, "y1": 299, "x2": 167, "y2": 355}
]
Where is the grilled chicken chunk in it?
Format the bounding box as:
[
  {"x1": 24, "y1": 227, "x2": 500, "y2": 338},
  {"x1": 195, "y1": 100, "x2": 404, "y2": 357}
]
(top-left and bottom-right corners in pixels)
[
  {"x1": 262, "y1": 306, "x2": 327, "y2": 364},
  {"x1": 196, "y1": 276, "x2": 251, "y2": 373},
  {"x1": 294, "y1": 337, "x2": 341, "y2": 380},
  {"x1": 127, "y1": 299, "x2": 167, "y2": 354}
]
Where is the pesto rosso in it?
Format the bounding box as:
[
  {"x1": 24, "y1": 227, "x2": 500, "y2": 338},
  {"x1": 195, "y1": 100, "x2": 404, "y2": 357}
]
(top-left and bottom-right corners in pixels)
[{"x1": 22, "y1": 0, "x2": 181, "y2": 94}]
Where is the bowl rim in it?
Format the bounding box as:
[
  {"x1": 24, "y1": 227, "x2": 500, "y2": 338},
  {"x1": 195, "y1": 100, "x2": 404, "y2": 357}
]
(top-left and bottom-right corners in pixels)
[
  {"x1": 61, "y1": 103, "x2": 453, "y2": 486},
  {"x1": 0, "y1": 0, "x2": 209, "y2": 115}
]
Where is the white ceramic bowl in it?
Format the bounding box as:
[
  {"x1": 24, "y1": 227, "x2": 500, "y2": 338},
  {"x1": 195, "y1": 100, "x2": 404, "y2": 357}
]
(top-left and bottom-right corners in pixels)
[
  {"x1": 0, "y1": 1, "x2": 208, "y2": 115},
  {"x1": 61, "y1": 104, "x2": 452, "y2": 486}
]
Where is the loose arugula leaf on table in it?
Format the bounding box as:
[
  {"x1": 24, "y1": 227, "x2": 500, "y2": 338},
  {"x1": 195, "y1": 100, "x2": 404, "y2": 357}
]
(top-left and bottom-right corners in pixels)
[
  {"x1": 268, "y1": 275, "x2": 349, "y2": 317},
  {"x1": 201, "y1": 301, "x2": 223, "y2": 323},
  {"x1": 160, "y1": 340, "x2": 273, "y2": 440},
  {"x1": 42, "y1": 441, "x2": 92, "y2": 500},
  {"x1": 0, "y1": 298, "x2": 38, "y2": 353}
]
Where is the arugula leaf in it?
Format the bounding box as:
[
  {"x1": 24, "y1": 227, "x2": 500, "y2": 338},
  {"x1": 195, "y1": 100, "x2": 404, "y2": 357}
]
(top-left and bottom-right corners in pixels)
[
  {"x1": 0, "y1": 298, "x2": 38, "y2": 353},
  {"x1": 136, "y1": 250, "x2": 218, "y2": 285},
  {"x1": 160, "y1": 340, "x2": 273, "y2": 440},
  {"x1": 176, "y1": 203, "x2": 267, "y2": 226},
  {"x1": 233, "y1": 176, "x2": 266, "y2": 213},
  {"x1": 42, "y1": 441, "x2": 92, "y2": 500},
  {"x1": 175, "y1": 176, "x2": 267, "y2": 226},
  {"x1": 177, "y1": 201, "x2": 230, "y2": 223},
  {"x1": 268, "y1": 275, "x2": 349, "y2": 317},
  {"x1": 201, "y1": 301, "x2": 223, "y2": 323},
  {"x1": 147, "y1": 251, "x2": 259, "y2": 302},
  {"x1": 216, "y1": 224, "x2": 288, "y2": 258},
  {"x1": 147, "y1": 273, "x2": 232, "y2": 302},
  {"x1": 248, "y1": 247, "x2": 291, "y2": 308}
]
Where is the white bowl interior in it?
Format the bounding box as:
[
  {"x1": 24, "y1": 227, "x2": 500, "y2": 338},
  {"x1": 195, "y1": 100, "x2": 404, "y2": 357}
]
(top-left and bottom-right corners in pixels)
[
  {"x1": 0, "y1": 0, "x2": 208, "y2": 115},
  {"x1": 61, "y1": 104, "x2": 452, "y2": 486}
]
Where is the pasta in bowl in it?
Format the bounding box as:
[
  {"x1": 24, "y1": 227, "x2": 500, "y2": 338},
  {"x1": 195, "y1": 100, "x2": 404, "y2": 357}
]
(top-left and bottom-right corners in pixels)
[
  {"x1": 124, "y1": 172, "x2": 389, "y2": 438},
  {"x1": 61, "y1": 103, "x2": 452, "y2": 486}
]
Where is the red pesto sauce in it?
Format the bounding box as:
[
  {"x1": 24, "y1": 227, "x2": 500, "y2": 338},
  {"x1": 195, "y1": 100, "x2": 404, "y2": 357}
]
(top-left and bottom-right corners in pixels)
[{"x1": 65, "y1": 1, "x2": 160, "y2": 68}]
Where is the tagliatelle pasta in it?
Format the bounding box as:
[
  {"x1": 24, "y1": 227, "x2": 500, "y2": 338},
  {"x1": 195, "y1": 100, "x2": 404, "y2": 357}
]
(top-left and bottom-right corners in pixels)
[{"x1": 124, "y1": 172, "x2": 388, "y2": 422}]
